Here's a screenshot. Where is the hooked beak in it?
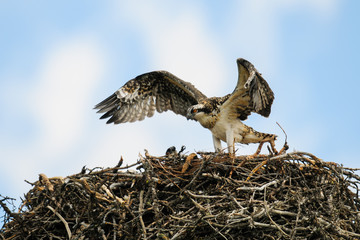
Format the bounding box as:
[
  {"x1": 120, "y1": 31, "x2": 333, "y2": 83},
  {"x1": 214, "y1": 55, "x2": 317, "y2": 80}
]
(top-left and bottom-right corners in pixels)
[
  {"x1": 186, "y1": 108, "x2": 194, "y2": 120},
  {"x1": 186, "y1": 112, "x2": 192, "y2": 120}
]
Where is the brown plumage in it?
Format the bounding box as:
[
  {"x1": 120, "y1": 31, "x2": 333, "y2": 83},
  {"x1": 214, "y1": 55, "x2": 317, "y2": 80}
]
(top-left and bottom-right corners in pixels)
[
  {"x1": 95, "y1": 58, "x2": 277, "y2": 154},
  {"x1": 95, "y1": 71, "x2": 206, "y2": 124},
  {"x1": 222, "y1": 58, "x2": 274, "y2": 120}
]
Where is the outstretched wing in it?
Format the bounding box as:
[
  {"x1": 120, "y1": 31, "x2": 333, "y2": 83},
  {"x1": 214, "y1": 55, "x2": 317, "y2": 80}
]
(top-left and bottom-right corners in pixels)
[
  {"x1": 94, "y1": 71, "x2": 207, "y2": 124},
  {"x1": 220, "y1": 58, "x2": 274, "y2": 121}
]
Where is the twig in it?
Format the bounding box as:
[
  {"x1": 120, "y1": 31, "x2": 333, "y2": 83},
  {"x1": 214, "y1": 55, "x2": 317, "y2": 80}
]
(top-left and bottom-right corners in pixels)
[
  {"x1": 0, "y1": 197, "x2": 22, "y2": 223},
  {"x1": 205, "y1": 220, "x2": 229, "y2": 240},
  {"x1": 276, "y1": 122, "x2": 288, "y2": 148},
  {"x1": 185, "y1": 190, "x2": 224, "y2": 199},
  {"x1": 263, "y1": 187, "x2": 289, "y2": 237},
  {"x1": 47, "y1": 205, "x2": 72, "y2": 239},
  {"x1": 170, "y1": 224, "x2": 189, "y2": 240},
  {"x1": 138, "y1": 190, "x2": 147, "y2": 239},
  {"x1": 237, "y1": 180, "x2": 279, "y2": 191},
  {"x1": 181, "y1": 155, "x2": 212, "y2": 192}
]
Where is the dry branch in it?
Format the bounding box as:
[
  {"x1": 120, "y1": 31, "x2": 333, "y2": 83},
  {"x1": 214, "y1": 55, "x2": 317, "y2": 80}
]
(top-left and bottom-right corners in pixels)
[{"x1": 1, "y1": 151, "x2": 360, "y2": 239}]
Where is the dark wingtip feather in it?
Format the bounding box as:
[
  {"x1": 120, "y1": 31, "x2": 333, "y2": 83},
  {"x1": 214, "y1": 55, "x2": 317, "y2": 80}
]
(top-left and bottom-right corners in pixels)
[
  {"x1": 94, "y1": 93, "x2": 118, "y2": 110},
  {"x1": 94, "y1": 92, "x2": 122, "y2": 124},
  {"x1": 106, "y1": 115, "x2": 118, "y2": 124},
  {"x1": 100, "y1": 111, "x2": 113, "y2": 120},
  {"x1": 106, "y1": 119, "x2": 114, "y2": 124},
  {"x1": 259, "y1": 107, "x2": 271, "y2": 118},
  {"x1": 258, "y1": 94, "x2": 274, "y2": 117}
]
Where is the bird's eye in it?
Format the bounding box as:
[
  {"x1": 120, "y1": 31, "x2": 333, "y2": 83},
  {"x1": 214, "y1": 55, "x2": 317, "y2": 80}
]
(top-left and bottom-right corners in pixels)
[{"x1": 192, "y1": 109, "x2": 198, "y2": 113}]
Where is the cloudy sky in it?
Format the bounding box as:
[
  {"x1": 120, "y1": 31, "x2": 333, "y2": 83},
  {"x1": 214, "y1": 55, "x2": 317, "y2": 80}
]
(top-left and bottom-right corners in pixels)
[{"x1": 1, "y1": 0, "x2": 359, "y2": 210}]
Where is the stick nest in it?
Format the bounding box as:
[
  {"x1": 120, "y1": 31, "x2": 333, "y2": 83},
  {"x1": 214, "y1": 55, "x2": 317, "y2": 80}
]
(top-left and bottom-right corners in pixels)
[{"x1": 1, "y1": 151, "x2": 360, "y2": 239}]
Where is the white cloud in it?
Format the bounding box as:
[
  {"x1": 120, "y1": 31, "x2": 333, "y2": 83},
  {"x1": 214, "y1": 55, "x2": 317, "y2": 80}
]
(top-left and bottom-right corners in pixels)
[
  {"x1": 115, "y1": 1, "x2": 228, "y2": 96},
  {"x1": 145, "y1": 12, "x2": 228, "y2": 96},
  {"x1": 0, "y1": 36, "x2": 107, "y2": 198},
  {"x1": 85, "y1": 123, "x2": 164, "y2": 168},
  {"x1": 30, "y1": 36, "x2": 106, "y2": 158}
]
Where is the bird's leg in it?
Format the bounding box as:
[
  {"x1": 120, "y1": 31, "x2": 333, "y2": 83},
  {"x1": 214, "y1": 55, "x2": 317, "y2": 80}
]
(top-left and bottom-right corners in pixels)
[
  {"x1": 267, "y1": 139, "x2": 289, "y2": 156},
  {"x1": 226, "y1": 129, "x2": 237, "y2": 177},
  {"x1": 226, "y1": 129, "x2": 235, "y2": 155},
  {"x1": 278, "y1": 142, "x2": 289, "y2": 155},
  {"x1": 247, "y1": 141, "x2": 266, "y2": 160},
  {"x1": 254, "y1": 142, "x2": 264, "y2": 156},
  {"x1": 212, "y1": 135, "x2": 222, "y2": 153},
  {"x1": 269, "y1": 139, "x2": 278, "y2": 155}
]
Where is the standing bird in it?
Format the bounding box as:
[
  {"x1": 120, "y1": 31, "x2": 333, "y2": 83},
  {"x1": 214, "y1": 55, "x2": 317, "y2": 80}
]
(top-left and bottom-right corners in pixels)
[{"x1": 95, "y1": 58, "x2": 278, "y2": 155}]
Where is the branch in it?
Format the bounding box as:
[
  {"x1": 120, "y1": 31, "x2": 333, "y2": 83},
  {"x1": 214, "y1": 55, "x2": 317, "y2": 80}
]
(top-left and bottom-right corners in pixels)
[{"x1": 47, "y1": 206, "x2": 72, "y2": 239}]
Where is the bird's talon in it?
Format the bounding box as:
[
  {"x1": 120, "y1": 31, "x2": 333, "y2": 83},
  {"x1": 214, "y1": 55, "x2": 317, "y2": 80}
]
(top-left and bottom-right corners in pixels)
[{"x1": 277, "y1": 142, "x2": 289, "y2": 155}]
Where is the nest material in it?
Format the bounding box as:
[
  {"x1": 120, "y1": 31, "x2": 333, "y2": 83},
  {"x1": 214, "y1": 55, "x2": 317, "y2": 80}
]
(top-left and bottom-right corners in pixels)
[{"x1": 1, "y1": 151, "x2": 360, "y2": 239}]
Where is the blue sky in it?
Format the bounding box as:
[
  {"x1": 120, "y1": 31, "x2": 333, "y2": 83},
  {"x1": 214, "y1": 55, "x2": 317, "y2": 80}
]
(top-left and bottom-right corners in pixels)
[{"x1": 1, "y1": 0, "x2": 359, "y2": 210}]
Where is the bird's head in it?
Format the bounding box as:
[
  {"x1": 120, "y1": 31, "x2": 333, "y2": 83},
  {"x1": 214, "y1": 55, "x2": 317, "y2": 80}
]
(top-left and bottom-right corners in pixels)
[
  {"x1": 186, "y1": 104, "x2": 206, "y2": 121},
  {"x1": 187, "y1": 101, "x2": 218, "y2": 129}
]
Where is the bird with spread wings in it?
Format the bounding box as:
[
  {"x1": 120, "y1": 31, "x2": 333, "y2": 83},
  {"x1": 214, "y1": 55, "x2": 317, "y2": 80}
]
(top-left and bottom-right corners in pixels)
[{"x1": 95, "y1": 58, "x2": 280, "y2": 155}]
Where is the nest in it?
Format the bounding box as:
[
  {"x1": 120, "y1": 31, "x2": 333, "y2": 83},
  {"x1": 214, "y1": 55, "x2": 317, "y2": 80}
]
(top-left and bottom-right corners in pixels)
[{"x1": 1, "y1": 151, "x2": 360, "y2": 239}]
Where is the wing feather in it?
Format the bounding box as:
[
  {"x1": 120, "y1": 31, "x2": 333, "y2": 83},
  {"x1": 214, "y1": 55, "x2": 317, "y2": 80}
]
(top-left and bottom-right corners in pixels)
[
  {"x1": 220, "y1": 58, "x2": 274, "y2": 121},
  {"x1": 147, "y1": 96, "x2": 156, "y2": 117},
  {"x1": 138, "y1": 97, "x2": 148, "y2": 121},
  {"x1": 94, "y1": 71, "x2": 206, "y2": 124},
  {"x1": 111, "y1": 105, "x2": 128, "y2": 124}
]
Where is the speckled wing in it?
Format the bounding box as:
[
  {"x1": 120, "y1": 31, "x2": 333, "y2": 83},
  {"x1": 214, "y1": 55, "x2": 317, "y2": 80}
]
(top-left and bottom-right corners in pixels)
[
  {"x1": 220, "y1": 58, "x2": 274, "y2": 121},
  {"x1": 94, "y1": 71, "x2": 207, "y2": 124}
]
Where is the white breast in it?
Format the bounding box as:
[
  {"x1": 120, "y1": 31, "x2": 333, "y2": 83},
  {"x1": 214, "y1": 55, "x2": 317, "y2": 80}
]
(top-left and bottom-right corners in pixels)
[{"x1": 210, "y1": 117, "x2": 246, "y2": 143}]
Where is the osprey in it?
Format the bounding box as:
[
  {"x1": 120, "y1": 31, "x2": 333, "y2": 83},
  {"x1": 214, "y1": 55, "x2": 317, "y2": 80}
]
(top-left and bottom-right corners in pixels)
[{"x1": 95, "y1": 58, "x2": 278, "y2": 155}]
